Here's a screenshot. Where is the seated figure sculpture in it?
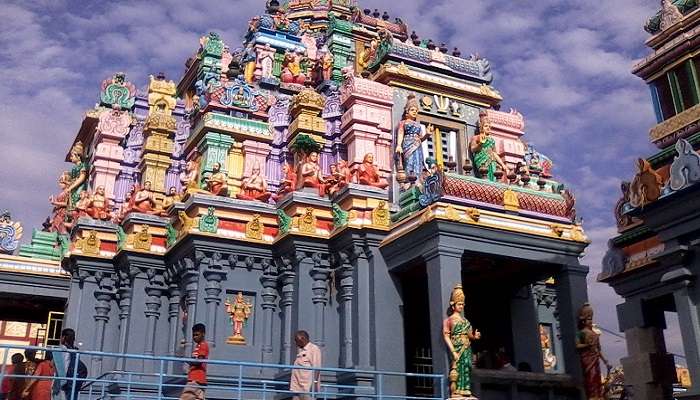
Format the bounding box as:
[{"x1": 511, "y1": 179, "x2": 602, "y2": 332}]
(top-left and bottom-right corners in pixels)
[
  {"x1": 357, "y1": 153, "x2": 389, "y2": 189},
  {"x1": 296, "y1": 151, "x2": 325, "y2": 196},
  {"x1": 180, "y1": 160, "x2": 206, "y2": 196},
  {"x1": 272, "y1": 163, "x2": 296, "y2": 202},
  {"x1": 205, "y1": 162, "x2": 229, "y2": 196},
  {"x1": 72, "y1": 191, "x2": 91, "y2": 220},
  {"x1": 237, "y1": 163, "x2": 272, "y2": 202},
  {"x1": 162, "y1": 186, "x2": 180, "y2": 209},
  {"x1": 128, "y1": 181, "x2": 166, "y2": 216},
  {"x1": 87, "y1": 186, "x2": 112, "y2": 220}
]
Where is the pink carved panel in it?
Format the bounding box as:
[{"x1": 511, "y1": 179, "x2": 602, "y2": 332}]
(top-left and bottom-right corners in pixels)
[
  {"x1": 242, "y1": 140, "x2": 272, "y2": 178},
  {"x1": 483, "y1": 108, "x2": 526, "y2": 169}
]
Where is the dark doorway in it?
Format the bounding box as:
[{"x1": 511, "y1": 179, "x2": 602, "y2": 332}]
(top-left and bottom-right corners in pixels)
[{"x1": 401, "y1": 264, "x2": 433, "y2": 397}]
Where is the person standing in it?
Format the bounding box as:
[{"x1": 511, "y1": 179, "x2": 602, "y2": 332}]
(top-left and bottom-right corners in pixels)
[
  {"x1": 21, "y1": 352, "x2": 54, "y2": 400},
  {"x1": 289, "y1": 331, "x2": 322, "y2": 400},
  {"x1": 180, "y1": 324, "x2": 209, "y2": 400},
  {"x1": 1, "y1": 353, "x2": 23, "y2": 400}
]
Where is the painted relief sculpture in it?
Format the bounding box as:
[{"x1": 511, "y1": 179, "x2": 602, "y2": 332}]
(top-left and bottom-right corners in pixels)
[
  {"x1": 273, "y1": 163, "x2": 297, "y2": 201},
  {"x1": 48, "y1": 172, "x2": 71, "y2": 234},
  {"x1": 395, "y1": 94, "x2": 433, "y2": 186},
  {"x1": 470, "y1": 113, "x2": 509, "y2": 182},
  {"x1": 237, "y1": 163, "x2": 272, "y2": 202},
  {"x1": 443, "y1": 284, "x2": 480, "y2": 399},
  {"x1": 629, "y1": 158, "x2": 663, "y2": 207},
  {"x1": 225, "y1": 292, "x2": 253, "y2": 345},
  {"x1": 66, "y1": 141, "x2": 88, "y2": 210},
  {"x1": 86, "y1": 186, "x2": 112, "y2": 221},
  {"x1": 296, "y1": 151, "x2": 325, "y2": 196},
  {"x1": 357, "y1": 153, "x2": 389, "y2": 189},
  {"x1": 180, "y1": 160, "x2": 205, "y2": 196},
  {"x1": 576, "y1": 303, "x2": 610, "y2": 400},
  {"x1": 0, "y1": 211, "x2": 23, "y2": 254},
  {"x1": 205, "y1": 162, "x2": 229, "y2": 196}
]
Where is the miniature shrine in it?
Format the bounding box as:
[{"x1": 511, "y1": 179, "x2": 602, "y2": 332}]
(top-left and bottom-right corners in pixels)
[{"x1": 8, "y1": 0, "x2": 593, "y2": 398}]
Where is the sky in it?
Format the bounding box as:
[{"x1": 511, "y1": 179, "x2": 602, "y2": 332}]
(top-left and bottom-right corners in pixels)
[{"x1": 0, "y1": 0, "x2": 685, "y2": 366}]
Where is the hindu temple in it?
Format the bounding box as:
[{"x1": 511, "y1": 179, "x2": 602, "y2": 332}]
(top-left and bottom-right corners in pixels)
[
  {"x1": 1, "y1": 0, "x2": 593, "y2": 398},
  {"x1": 601, "y1": 1, "x2": 700, "y2": 399}
]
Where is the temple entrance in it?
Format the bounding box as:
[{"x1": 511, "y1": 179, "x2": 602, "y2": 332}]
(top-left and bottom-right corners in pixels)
[{"x1": 401, "y1": 263, "x2": 434, "y2": 397}]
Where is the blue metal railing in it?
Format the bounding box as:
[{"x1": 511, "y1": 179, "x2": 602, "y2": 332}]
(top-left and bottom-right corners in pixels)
[{"x1": 0, "y1": 344, "x2": 444, "y2": 400}]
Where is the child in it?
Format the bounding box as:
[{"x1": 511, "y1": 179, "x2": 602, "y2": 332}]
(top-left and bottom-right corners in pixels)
[
  {"x1": 0, "y1": 353, "x2": 23, "y2": 400},
  {"x1": 180, "y1": 323, "x2": 209, "y2": 400}
]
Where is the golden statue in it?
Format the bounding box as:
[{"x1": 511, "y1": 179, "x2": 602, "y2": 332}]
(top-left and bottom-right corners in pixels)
[
  {"x1": 443, "y1": 284, "x2": 480, "y2": 398},
  {"x1": 225, "y1": 292, "x2": 253, "y2": 345}
]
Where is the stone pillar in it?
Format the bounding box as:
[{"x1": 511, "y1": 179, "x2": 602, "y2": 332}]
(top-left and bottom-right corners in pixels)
[
  {"x1": 352, "y1": 246, "x2": 373, "y2": 369},
  {"x1": 619, "y1": 297, "x2": 676, "y2": 399},
  {"x1": 278, "y1": 255, "x2": 297, "y2": 365},
  {"x1": 144, "y1": 282, "x2": 164, "y2": 372},
  {"x1": 424, "y1": 247, "x2": 463, "y2": 385},
  {"x1": 340, "y1": 77, "x2": 394, "y2": 173},
  {"x1": 674, "y1": 286, "x2": 700, "y2": 396},
  {"x1": 336, "y1": 251, "x2": 354, "y2": 368},
  {"x1": 167, "y1": 283, "x2": 181, "y2": 357},
  {"x1": 260, "y1": 260, "x2": 278, "y2": 366},
  {"x1": 91, "y1": 108, "x2": 131, "y2": 200},
  {"x1": 115, "y1": 269, "x2": 135, "y2": 371},
  {"x1": 510, "y1": 284, "x2": 545, "y2": 372},
  {"x1": 242, "y1": 140, "x2": 272, "y2": 178},
  {"x1": 181, "y1": 258, "x2": 199, "y2": 357},
  {"x1": 310, "y1": 255, "x2": 331, "y2": 349},
  {"x1": 203, "y1": 256, "x2": 226, "y2": 347},
  {"x1": 227, "y1": 141, "x2": 244, "y2": 196},
  {"x1": 92, "y1": 272, "x2": 116, "y2": 375},
  {"x1": 553, "y1": 264, "x2": 588, "y2": 383}
]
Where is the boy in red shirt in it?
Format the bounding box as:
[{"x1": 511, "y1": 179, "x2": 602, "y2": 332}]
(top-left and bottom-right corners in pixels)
[{"x1": 180, "y1": 323, "x2": 209, "y2": 400}]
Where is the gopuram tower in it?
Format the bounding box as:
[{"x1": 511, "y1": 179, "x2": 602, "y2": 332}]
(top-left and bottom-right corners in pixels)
[
  {"x1": 19, "y1": 0, "x2": 593, "y2": 398},
  {"x1": 601, "y1": 1, "x2": 700, "y2": 399}
]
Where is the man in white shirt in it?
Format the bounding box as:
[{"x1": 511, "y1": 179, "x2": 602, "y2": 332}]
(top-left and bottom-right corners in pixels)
[{"x1": 289, "y1": 330, "x2": 321, "y2": 400}]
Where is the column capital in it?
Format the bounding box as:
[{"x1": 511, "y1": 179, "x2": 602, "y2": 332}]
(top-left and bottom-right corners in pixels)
[{"x1": 423, "y1": 246, "x2": 464, "y2": 262}]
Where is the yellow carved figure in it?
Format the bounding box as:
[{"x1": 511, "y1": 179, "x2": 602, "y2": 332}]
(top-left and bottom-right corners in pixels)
[{"x1": 225, "y1": 292, "x2": 253, "y2": 345}]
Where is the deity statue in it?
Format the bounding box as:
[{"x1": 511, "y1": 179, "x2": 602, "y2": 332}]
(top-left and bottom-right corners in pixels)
[
  {"x1": 66, "y1": 141, "x2": 88, "y2": 210},
  {"x1": 358, "y1": 39, "x2": 378, "y2": 75},
  {"x1": 470, "y1": 113, "x2": 509, "y2": 182},
  {"x1": 129, "y1": 181, "x2": 162, "y2": 215},
  {"x1": 540, "y1": 325, "x2": 557, "y2": 371},
  {"x1": 281, "y1": 50, "x2": 307, "y2": 85},
  {"x1": 576, "y1": 303, "x2": 610, "y2": 400},
  {"x1": 225, "y1": 292, "x2": 253, "y2": 345},
  {"x1": 443, "y1": 284, "x2": 480, "y2": 398},
  {"x1": 272, "y1": 163, "x2": 297, "y2": 202},
  {"x1": 242, "y1": 43, "x2": 257, "y2": 83},
  {"x1": 48, "y1": 172, "x2": 71, "y2": 234},
  {"x1": 205, "y1": 162, "x2": 229, "y2": 196},
  {"x1": 162, "y1": 186, "x2": 180, "y2": 209},
  {"x1": 180, "y1": 160, "x2": 205, "y2": 196},
  {"x1": 321, "y1": 51, "x2": 334, "y2": 81},
  {"x1": 296, "y1": 151, "x2": 325, "y2": 196},
  {"x1": 395, "y1": 94, "x2": 433, "y2": 182},
  {"x1": 237, "y1": 163, "x2": 272, "y2": 202},
  {"x1": 86, "y1": 186, "x2": 112, "y2": 221},
  {"x1": 324, "y1": 164, "x2": 343, "y2": 197},
  {"x1": 72, "y1": 190, "x2": 91, "y2": 220},
  {"x1": 357, "y1": 153, "x2": 389, "y2": 189}
]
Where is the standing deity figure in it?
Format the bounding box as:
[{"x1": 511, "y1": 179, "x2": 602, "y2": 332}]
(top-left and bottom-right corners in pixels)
[
  {"x1": 225, "y1": 292, "x2": 253, "y2": 345},
  {"x1": 576, "y1": 303, "x2": 611, "y2": 400},
  {"x1": 237, "y1": 162, "x2": 272, "y2": 202},
  {"x1": 357, "y1": 153, "x2": 389, "y2": 189},
  {"x1": 296, "y1": 151, "x2": 325, "y2": 196},
  {"x1": 205, "y1": 162, "x2": 229, "y2": 196},
  {"x1": 470, "y1": 113, "x2": 509, "y2": 182},
  {"x1": 48, "y1": 172, "x2": 71, "y2": 234},
  {"x1": 66, "y1": 141, "x2": 88, "y2": 210},
  {"x1": 395, "y1": 94, "x2": 433, "y2": 182},
  {"x1": 321, "y1": 51, "x2": 334, "y2": 81},
  {"x1": 281, "y1": 50, "x2": 306, "y2": 85},
  {"x1": 443, "y1": 284, "x2": 480, "y2": 399},
  {"x1": 242, "y1": 43, "x2": 257, "y2": 83}
]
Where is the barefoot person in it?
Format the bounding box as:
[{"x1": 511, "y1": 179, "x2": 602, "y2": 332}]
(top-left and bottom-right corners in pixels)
[{"x1": 180, "y1": 324, "x2": 209, "y2": 400}]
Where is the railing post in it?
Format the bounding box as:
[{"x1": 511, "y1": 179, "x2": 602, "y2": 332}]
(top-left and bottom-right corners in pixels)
[
  {"x1": 71, "y1": 351, "x2": 79, "y2": 400},
  {"x1": 158, "y1": 359, "x2": 164, "y2": 400},
  {"x1": 238, "y1": 364, "x2": 243, "y2": 399},
  {"x1": 439, "y1": 374, "x2": 445, "y2": 400},
  {"x1": 127, "y1": 372, "x2": 133, "y2": 400},
  {"x1": 377, "y1": 373, "x2": 383, "y2": 400},
  {"x1": 0, "y1": 350, "x2": 7, "y2": 393}
]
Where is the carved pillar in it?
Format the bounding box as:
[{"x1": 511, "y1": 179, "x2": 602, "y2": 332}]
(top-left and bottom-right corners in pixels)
[
  {"x1": 115, "y1": 266, "x2": 138, "y2": 370},
  {"x1": 92, "y1": 272, "x2": 116, "y2": 375},
  {"x1": 553, "y1": 264, "x2": 589, "y2": 383},
  {"x1": 424, "y1": 247, "x2": 463, "y2": 385},
  {"x1": 167, "y1": 282, "x2": 181, "y2": 356},
  {"x1": 352, "y1": 245, "x2": 374, "y2": 369},
  {"x1": 242, "y1": 140, "x2": 272, "y2": 178},
  {"x1": 310, "y1": 253, "x2": 331, "y2": 348},
  {"x1": 181, "y1": 258, "x2": 199, "y2": 356},
  {"x1": 202, "y1": 252, "x2": 227, "y2": 346},
  {"x1": 277, "y1": 255, "x2": 297, "y2": 365},
  {"x1": 143, "y1": 276, "x2": 165, "y2": 373},
  {"x1": 336, "y1": 251, "x2": 354, "y2": 368},
  {"x1": 260, "y1": 259, "x2": 278, "y2": 366},
  {"x1": 91, "y1": 105, "x2": 131, "y2": 200},
  {"x1": 227, "y1": 141, "x2": 244, "y2": 196},
  {"x1": 674, "y1": 285, "x2": 700, "y2": 396}
]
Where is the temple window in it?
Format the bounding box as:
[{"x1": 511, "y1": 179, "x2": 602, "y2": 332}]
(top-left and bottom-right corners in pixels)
[
  {"x1": 670, "y1": 60, "x2": 699, "y2": 111},
  {"x1": 651, "y1": 74, "x2": 677, "y2": 121}
]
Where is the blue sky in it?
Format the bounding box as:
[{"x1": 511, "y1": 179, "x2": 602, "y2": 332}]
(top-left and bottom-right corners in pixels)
[{"x1": 0, "y1": 0, "x2": 681, "y2": 365}]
